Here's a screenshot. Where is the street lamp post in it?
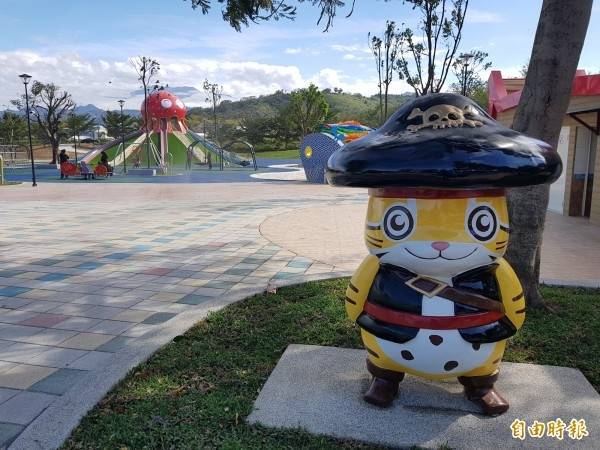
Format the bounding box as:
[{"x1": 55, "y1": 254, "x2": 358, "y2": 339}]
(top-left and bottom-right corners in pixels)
[
  {"x1": 118, "y1": 100, "x2": 126, "y2": 174},
  {"x1": 460, "y1": 53, "x2": 474, "y2": 97},
  {"x1": 19, "y1": 73, "x2": 36, "y2": 187}
]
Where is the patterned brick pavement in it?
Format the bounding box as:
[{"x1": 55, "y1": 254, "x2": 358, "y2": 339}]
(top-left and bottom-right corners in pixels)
[{"x1": 0, "y1": 186, "x2": 365, "y2": 448}]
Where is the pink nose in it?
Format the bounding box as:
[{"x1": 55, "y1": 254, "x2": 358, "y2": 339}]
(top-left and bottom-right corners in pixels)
[{"x1": 431, "y1": 241, "x2": 450, "y2": 251}]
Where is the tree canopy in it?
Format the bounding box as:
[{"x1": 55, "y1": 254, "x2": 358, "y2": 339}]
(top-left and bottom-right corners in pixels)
[
  {"x1": 102, "y1": 111, "x2": 138, "y2": 138},
  {"x1": 185, "y1": 0, "x2": 356, "y2": 31},
  {"x1": 0, "y1": 111, "x2": 27, "y2": 145},
  {"x1": 63, "y1": 112, "x2": 96, "y2": 140},
  {"x1": 396, "y1": 0, "x2": 470, "y2": 95},
  {"x1": 288, "y1": 83, "x2": 330, "y2": 136},
  {"x1": 12, "y1": 81, "x2": 74, "y2": 163}
]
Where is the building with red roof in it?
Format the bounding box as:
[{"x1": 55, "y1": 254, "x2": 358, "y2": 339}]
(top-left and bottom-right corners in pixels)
[{"x1": 488, "y1": 70, "x2": 600, "y2": 225}]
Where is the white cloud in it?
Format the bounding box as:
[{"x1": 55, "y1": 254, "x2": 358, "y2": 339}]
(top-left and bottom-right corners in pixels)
[
  {"x1": 0, "y1": 50, "x2": 412, "y2": 110},
  {"x1": 284, "y1": 48, "x2": 301, "y2": 54},
  {"x1": 483, "y1": 66, "x2": 524, "y2": 80},
  {"x1": 331, "y1": 44, "x2": 371, "y2": 54},
  {"x1": 342, "y1": 53, "x2": 370, "y2": 61},
  {"x1": 466, "y1": 9, "x2": 505, "y2": 24},
  {"x1": 308, "y1": 68, "x2": 411, "y2": 96}
]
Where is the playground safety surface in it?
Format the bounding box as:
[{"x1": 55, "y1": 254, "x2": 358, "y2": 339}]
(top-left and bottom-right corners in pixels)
[{"x1": 0, "y1": 182, "x2": 598, "y2": 449}]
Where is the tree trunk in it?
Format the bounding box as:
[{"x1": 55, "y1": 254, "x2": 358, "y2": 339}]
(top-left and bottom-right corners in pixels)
[
  {"x1": 506, "y1": 0, "x2": 592, "y2": 308},
  {"x1": 384, "y1": 84, "x2": 389, "y2": 121},
  {"x1": 49, "y1": 136, "x2": 59, "y2": 164}
]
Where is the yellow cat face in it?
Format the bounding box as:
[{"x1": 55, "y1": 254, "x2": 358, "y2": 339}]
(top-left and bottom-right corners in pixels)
[{"x1": 365, "y1": 195, "x2": 510, "y2": 278}]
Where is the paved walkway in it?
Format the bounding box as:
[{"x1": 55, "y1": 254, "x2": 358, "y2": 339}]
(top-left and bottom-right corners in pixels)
[
  {"x1": 0, "y1": 181, "x2": 598, "y2": 448},
  {"x1": 261, "y1": 204, "x2": 600, "y2": 285},
  {"x1": 0, "y1": 182, "x2": 363, "y2": 449}
]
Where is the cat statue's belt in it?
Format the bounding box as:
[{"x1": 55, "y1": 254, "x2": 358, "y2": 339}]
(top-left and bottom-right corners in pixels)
[{"x1": 399, "y1": 273, "x2": 505, "y2": 314}]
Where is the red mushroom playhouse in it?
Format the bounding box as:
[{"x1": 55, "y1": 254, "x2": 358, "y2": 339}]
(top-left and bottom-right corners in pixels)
[
  {"x1": 80, "y1": 89, "x2": 253, "y2": 174},
  {"x1": 140, "y1": 90, "x2": 188, "y2": 168}
]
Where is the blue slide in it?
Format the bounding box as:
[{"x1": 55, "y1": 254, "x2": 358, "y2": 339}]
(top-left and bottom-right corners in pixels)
[{"x1": 187, "y1": 131, "x2": 251, "y2": 167}]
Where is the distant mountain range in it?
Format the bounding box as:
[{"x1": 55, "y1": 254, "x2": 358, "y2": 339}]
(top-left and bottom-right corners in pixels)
[
  {"x1": 128, "y1": 86, "x2": 201, "y2": 98},
  {"x1": 73, "y1": 104, "x2": 141, "y2": 121},
  {"x1": 1, "y1": 104, "x2": 141, "y2": 122}
]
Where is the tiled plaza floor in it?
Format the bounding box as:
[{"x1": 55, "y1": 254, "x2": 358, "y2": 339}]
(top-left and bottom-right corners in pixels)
[{"x1": 0, "y1": 182, "x2": 364, "y2": 449}]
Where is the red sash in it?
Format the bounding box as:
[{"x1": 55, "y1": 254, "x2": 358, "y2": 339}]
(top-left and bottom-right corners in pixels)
[{"x1": 364, "y1": 301, "x2": 503, "y2": 330}]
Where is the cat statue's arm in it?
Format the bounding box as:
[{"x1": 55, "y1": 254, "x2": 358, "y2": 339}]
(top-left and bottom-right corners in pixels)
[
  {"x1": 345, "y1": 254, "x2": 380, "y2": 322},
  {"x1": 495, "y1": 257, "x2": 526, "y2": 330}
]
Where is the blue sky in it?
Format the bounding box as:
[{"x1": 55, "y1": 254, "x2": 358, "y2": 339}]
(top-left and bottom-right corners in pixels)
[{"x1": 1, "y1": 0, "x2": 599, "y2": 109}]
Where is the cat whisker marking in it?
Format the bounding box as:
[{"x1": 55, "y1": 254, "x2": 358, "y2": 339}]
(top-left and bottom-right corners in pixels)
[{"x1": 366, "y1": 236, "x2": 383, "y2": 248}]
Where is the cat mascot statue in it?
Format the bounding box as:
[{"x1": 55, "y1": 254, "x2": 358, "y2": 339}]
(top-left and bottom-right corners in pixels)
[{"x1": 326, "y1": 93, "x2": 562, "y2": 416}]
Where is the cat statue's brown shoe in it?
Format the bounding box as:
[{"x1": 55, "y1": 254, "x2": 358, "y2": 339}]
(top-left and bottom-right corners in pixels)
[
  {"x1": 364, "y1": 377, "x2": 399, "y2": 407},
  {"x1": 363, "y1": 359, "x2": 405, "y2": 407},
  {"x1": 458, "y1": 372, "x2": 509, "y2": 416}
]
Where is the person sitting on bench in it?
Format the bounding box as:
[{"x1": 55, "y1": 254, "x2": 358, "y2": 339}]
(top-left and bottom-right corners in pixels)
[
  {"x1": 59, "y1": 149, "x2": 69, "y2": 179},
  {"x1": 99, "y1": 150, "x2": 113, "y2": 176},
  {"x1": 80, "y1": 161, "x2": 91, "y2": 180}
]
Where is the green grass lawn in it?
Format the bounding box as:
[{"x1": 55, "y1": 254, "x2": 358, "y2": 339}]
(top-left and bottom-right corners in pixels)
[{"x1": 63, "y1": 280, "x2": 599, "y2": 449}]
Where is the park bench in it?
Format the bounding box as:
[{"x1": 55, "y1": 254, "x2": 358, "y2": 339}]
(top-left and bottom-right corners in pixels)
[
  {"x1": 93, "y1": 164, "x2": 113, "y2": 178},
  {"x1": 60, "y1": 162, "x2": 93, "y2": 180}
]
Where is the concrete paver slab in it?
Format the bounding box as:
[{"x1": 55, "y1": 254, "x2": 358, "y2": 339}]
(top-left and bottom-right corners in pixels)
[
  {"x1": 29, "y1": 368, "x2": 88, "y2": 395},
  {"x1": 0, "y1": 423, "x2": 25, "y2": 448},
  {"x1": 0, "y1": 391, "x2": 57, "y2": 425},
  {"x1": 249, "y1": 345, "x2": 600, "y2": 449},
  {"x1": 0, "y1": 364, "x2": 57, "y2": 390},
  {"x1": 57, "y1": 333, "x2": 114, "y2": 351},
  {"x1": 68, "y1": 351, "x2": 113, "y2": 371},
  {"x1": 27, "y1": 348, "x2": 88, "y2": 369},
  {"x1": 0, "y1": 388, "x2": 20, "y2": 404}
]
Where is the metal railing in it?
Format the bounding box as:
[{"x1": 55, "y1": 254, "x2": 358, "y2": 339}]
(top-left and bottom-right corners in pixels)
[
  {"x1": 0, "y1": 150, "x2": 30, "y2": 168},
  {"x1": 187, "y1": 132, "x2": 256, "y2": 170},
  {"x1": 221, "y1": 140, "x2": 257, "y2": 171}
]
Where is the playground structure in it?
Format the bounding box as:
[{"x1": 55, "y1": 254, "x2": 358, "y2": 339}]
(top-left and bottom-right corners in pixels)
[
  {"x1": 300, "y1": 121, "x2": 373, "y2": 183},
  {"x1": 79, "y1": 89, "x2": 256, "y2": 175}
]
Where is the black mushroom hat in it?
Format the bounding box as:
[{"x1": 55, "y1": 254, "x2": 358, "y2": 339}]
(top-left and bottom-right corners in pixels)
[{"x1": 326, "y1": 93, "x2": 562, "y2": 189}]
